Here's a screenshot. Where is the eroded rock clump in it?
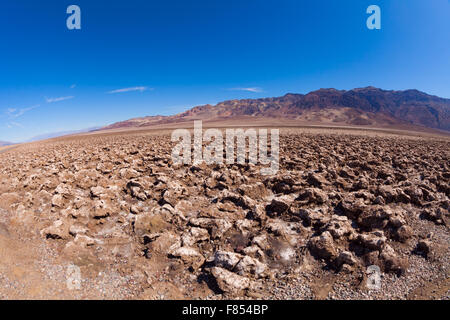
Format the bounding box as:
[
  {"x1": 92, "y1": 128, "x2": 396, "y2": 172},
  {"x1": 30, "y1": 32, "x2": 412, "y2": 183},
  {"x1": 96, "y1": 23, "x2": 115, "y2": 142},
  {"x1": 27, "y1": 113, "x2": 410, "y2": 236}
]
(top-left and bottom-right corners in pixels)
[{"x1": 0, "y1": 129, "x2": 448, "y2": 299}]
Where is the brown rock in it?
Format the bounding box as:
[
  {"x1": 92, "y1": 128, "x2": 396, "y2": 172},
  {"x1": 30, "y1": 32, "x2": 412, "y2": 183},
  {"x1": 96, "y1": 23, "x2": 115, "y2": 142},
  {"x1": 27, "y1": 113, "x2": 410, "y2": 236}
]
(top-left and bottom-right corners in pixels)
[
  {"x1": 308, "y1": 231, "x2": 338, "y2": 261},
  {"x1": 358, "y1": 231, "x2": 386, "y2": 251},
  {"x1": 168, "y1": 246, "x2": 205, "y2": 269},
  {"x1": 211, "y1": 267, "x2": 251, "y2": 294},
  {"x1": 395, "y1": 225, "x2": 413, "y2": 242}
]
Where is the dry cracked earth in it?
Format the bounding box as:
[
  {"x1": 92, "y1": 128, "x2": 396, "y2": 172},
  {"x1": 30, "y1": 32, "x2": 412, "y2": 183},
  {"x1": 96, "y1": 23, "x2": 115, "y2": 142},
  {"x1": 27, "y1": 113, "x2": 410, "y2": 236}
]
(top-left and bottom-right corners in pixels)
[{"x1": 0, "y1": 127, "x2": 449, "y2": 300}]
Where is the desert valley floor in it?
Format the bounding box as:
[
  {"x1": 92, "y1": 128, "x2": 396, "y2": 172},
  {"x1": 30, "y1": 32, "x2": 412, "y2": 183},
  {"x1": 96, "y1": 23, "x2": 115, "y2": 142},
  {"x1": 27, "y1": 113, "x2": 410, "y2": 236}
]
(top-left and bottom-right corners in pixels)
[{"x1": 0, "y1": 126, "x2": 448, "y2": 299}]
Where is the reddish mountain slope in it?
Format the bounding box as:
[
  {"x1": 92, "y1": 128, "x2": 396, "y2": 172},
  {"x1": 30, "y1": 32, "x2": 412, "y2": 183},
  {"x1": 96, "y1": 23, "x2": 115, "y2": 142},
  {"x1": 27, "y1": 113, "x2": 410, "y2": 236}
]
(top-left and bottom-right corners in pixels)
[{"x1": 100, "y1": 87, "x2": 450, "y2": 131}]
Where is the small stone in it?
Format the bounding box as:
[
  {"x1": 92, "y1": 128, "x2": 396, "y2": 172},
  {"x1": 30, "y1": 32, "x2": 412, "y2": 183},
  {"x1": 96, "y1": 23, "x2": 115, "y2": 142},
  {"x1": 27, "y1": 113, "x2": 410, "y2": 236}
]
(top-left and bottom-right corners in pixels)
[
  {"x1": 308, "y1": 231, "x2": 338, "y2": 261},
  {"x1": 358, "y1": 231, "x2": 386, "y2": 251},
  {"x1": 336, "y1": 251, "x2": 358, "y2": 267},
  {"x1": 168, "y1": 246, "x2": 205, "y2": 269},
  {"x1": 416, "y1": 240, "x2": 432, "y2": 257},
  {"x1": 395, "y1": 225, "x2": 413, "y2": 242},
  {"x1": 211, "y1": 267, "x2": 250, "y2": 294},
  {"x1": 213, "y1": 250, "x2": 243, "y2": 270},
  {"x1": 40, "y1": 220, "x2": 69, "y2": 240},
  {"x1": 235, "y1": 255, "x2": 268, "y2": 278}
]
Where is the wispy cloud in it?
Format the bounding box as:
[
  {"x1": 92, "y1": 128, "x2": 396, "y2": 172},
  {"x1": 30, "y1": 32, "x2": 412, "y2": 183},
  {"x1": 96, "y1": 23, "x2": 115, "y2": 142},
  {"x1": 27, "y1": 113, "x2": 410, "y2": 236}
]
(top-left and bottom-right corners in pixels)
[
  {"x1": 6, "y1": 104, "x2": 40, "y2": 119},
  {"x1": 229, "y1": 87, "x2": 263, "y2": 93},
  {"x1": 45, "y1": 96, "x2": 75, "y2": 103},
  {"x1": 107, "y1": 86, "x2": 151, "y2": 94},
  {"x1": 8, "y1": 121, "x2": 24, "y2": 128},
  {"x1": 70, "y1": 84, "x2": 76, "y2": 89}
]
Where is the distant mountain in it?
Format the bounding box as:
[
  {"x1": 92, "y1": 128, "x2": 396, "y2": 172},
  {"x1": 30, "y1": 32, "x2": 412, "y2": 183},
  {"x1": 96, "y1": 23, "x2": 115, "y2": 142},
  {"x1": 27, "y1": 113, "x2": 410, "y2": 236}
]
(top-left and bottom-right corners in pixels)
[
  {"x1": 100, "y1": 87, "x2": 450, "y2": 132},
  {"x1": 0, "y1": 141, "x2": 13, "y2": 147},
  {"x1": 26, "y1": 126, "x2": 101, "y2": 142}
]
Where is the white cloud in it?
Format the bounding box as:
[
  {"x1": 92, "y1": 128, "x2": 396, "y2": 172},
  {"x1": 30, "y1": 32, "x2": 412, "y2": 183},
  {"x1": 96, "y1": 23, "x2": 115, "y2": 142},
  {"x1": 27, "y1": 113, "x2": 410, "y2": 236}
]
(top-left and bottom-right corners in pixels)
[
  {"x1": 7, "y1": 121, "x2": 24, "y2": 128},
  {"x1": 70, "y1": 84, "x2": 76, "y2": 89},
  {"x1": 6, "y1": 104, "x2": 40, "y2": 119},
  {"x1": 229, "y1": 87, "x2": 263, "y2": 93},
  {"x1": 45, "y1": 96, "x2": 75, "y2": 103},
  {"x1": 107, "y1": 86, "x2": 151, "y2": 94}
]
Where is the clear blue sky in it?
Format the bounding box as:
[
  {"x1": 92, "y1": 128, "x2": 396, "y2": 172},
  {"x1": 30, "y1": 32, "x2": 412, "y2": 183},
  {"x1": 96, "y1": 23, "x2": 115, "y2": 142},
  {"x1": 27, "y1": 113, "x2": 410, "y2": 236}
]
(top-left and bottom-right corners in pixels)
[{"x1": 0, "y1": 0, "x2": 449, "y2": 142}]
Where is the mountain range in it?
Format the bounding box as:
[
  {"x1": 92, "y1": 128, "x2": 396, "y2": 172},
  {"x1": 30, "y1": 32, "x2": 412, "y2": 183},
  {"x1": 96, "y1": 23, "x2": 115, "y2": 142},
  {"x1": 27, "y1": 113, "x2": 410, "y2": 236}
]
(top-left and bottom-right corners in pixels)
[{"x1": 100, "y1": 87, "x2": 450, "y2": 132}]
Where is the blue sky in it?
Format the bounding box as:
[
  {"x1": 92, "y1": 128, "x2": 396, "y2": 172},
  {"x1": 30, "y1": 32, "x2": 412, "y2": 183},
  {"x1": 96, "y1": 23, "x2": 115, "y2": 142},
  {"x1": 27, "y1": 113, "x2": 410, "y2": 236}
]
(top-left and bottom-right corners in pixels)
[{"x1": 0, "y1": 0, "x2": 449, "y2": 142}]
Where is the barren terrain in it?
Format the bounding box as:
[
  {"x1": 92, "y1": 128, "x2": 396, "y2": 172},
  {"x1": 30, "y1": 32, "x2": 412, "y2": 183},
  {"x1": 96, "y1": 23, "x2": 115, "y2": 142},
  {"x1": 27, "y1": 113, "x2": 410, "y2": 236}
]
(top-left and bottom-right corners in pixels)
[{"x1": 0, "y1": 126, "x2": 448, "y2": 300}]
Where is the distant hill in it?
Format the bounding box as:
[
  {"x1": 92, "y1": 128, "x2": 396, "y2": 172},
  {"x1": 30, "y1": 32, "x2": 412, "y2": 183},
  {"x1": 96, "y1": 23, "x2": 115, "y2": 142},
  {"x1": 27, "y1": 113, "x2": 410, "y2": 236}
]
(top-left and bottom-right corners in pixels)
[
  {"x1": 100, "y1": 87, "x2": 450, "y2": 132},
  {"x1": 26, "y1": 127, "x2": 102, "y2": 142},
  {"x1": 0, "y1": 141, "x2": 13, "y2": 147}
]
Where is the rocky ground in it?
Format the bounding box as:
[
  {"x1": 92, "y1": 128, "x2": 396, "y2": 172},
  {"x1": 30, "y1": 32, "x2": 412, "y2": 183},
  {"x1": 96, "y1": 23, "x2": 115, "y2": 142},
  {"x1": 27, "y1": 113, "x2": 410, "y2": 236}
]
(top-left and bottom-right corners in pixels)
[{"x1": 0, "y1": 127, "x2": 448, "y2": 300}]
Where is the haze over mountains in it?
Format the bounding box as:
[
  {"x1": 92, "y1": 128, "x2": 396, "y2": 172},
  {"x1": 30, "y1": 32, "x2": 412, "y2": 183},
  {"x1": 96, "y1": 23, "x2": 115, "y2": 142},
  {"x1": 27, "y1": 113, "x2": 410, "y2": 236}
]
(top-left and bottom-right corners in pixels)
[
  {"x1": 101, "y1": 87, "x2": 450, "y2": 132},
  {"x1": 1, "y1": 127, "x2": 103, "y2": 145},
  {"x1": 0, "y1": 141, "x2": 12, "y2": 147},
  {"x1": 25, "y1": 127, "x2": 102, "y2": 143}
]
